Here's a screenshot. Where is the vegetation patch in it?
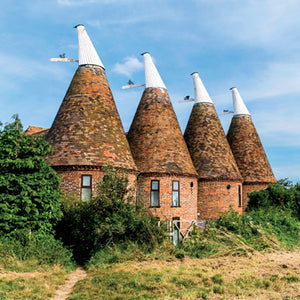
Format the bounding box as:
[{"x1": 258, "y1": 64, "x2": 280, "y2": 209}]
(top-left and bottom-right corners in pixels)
[
  {"x1": 70, "y1": 251, "x2": 300, "y2": 299},
  {"x1": 0, "y1": 266, "x2": 67, "y2": 300}
]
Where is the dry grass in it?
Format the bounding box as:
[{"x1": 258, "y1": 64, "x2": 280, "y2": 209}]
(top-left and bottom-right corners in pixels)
[
  {"x1": 0, "y1": 265, "x2": 68, "y2": 300},
  {"x1": 70, "y1": 250, "x2": 300, "y2": 299}
]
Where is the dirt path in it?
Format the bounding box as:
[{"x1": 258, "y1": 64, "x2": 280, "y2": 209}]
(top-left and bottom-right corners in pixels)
[{"x1": 51, "y1": 267, "x2": 87, "y2": 300}]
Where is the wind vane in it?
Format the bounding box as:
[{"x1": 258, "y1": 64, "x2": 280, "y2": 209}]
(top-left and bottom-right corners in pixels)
[
  {"x1": 121, "y1": 80, "x2": 145, "y2": 90},
  {"x1": 178, "y1": 95, "x2": 195, "y2": 103},
  {"x1": 50, "y1": 53, "x2": 78, "y2": 63}
]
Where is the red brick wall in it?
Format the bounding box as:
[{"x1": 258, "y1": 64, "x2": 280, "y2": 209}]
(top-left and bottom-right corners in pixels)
[
  {"x1": 197, "y1": 180, "x2": 243, "y2": 219},
  {"x1": 137, "y1": 174, "x2": 198, "y2": 230},
  {"x1": 55, "y1": 168, "x2": 137, "y2": 199},
  {"x1": 242, "y1": 183, "x2": 269, "y2": 212}
]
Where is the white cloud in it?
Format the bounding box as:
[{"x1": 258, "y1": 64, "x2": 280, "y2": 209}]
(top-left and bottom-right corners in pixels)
[
  {"x1": 112, "y1": 56, "x2": 143, "y2": 77},
  {"x1": 0, "y1": 52, "x2": 69, "y2": 85},
  {"x1": 273, "y1": 164, "x2": 300, "y2": 182},
  {"x1": 201, "y1": 0, "x2": 300, "y2": 51},
  {"x1": 57, "y1": 0, "x2": 96, "y2": 6}
]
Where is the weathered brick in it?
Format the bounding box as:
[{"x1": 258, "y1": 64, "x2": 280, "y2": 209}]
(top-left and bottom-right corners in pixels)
[
  {"x1": 46, "y1": 65, "x2": 137, "y2": 171},
  {"x1": 55, "y1": 166, "x2": 137, "y2": 200},
  {"x1": 227, "y1": 115, "x2": 276, "y2": 208},
  {"x1": 198, "y1": 180, "x2": 243, "y2": 219},
  {"x1": 127, "y1": 88, "x2": 197, "y2": 176},
  {"x1": 184, "y1": 102, "x2": 243, "y2": 218},
  {"x1": 137, "y1": 174, "x2": 198, "y2": 230}
]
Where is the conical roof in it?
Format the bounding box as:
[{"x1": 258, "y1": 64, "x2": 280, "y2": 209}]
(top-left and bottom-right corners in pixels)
[
  {"x1": 184, "y1": 73, "x2": 242, "y2": 181},
  {"x1": 126, "y1": 53, "x2": 197, "y2": 176},
  {"x1": 46, "y1": 25, "x2": 136, "y2": 171},
  {"x1": 231, "y1": 87, "x2": 250, "y2": 116},
  {"x1": 227, "y1": 88, "x2": 276, "y2": 183}
]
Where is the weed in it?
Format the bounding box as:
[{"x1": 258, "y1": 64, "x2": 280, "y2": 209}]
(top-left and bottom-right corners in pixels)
[
  {"x1": 212, "y1": 273, "x2": 224, "y2": 284},
  {"x1": 213, "y1": 284, "x2": 225, "y2": 294},
  {"x1": 281, "y1": 275, "x2": 300, "y2": 283}
]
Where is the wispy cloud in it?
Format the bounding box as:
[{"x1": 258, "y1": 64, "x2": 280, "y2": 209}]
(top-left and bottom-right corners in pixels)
[
  {"x1": 57, "y1": 0, "x2": 96, "y2": 6},
  {"x1": 112, "y1": 56, "x2": 143, "y2": 77},
  {"x1": 0, "y1": 52, "x2": 68, "y2": 84}
]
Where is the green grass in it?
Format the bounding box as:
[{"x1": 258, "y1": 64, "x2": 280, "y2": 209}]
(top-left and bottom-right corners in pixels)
[
  {"x1": 69, "y1": 251, "x2": 300, "y2": 299},
  {"x1": 0, "y1": 266, "x2": 67, "y2": 300}
]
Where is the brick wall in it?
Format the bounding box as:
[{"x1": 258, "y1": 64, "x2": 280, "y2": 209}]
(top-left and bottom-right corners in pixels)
[
  {"x1": 137, "y1": 174, "x2": 198, "y2": 230},
  {"x1": 242, "y1": 182, "x2": 269, "y2": 212},
  {"x1": 197, "y1": 180, "x2": 243, "y2": 219},
  {"x1": 55, "y1": 167, "x2": 137, "y2": 200}
]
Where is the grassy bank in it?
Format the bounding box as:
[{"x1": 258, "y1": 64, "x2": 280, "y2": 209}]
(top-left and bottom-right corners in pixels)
[
  {"x1": 69, "y1": 250, "x2": 300, "y2": 299},
  {"x1": 0, "y1": 266, "x2": 67, "y2": 300}
]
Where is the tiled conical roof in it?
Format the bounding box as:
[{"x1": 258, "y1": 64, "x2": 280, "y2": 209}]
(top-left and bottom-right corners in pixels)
[
  {"x1": 126, "y1": 53, "x2": 197, "y2": 176},
  {"x1": 184, "y1": 73, "x2": 242, "y2": 181},
  {"x1": 46, "y1": 26, "x2": 136, "y2": 171},
  {"x1": 227, "y1": 88, "x2": 276, "y2": 183}
]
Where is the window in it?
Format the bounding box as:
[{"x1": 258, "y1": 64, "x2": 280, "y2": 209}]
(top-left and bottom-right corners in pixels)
[
  {"x1": 81, "y1": 175, "x2": 92, "y2": 201},
  {"x1": 173, "y1": 217, "x2": 180, "y2": 246},
  {"x1": 150, "y1": 180, "x2": 159, "y2": 207},
  {"x1": 238, "y1": 185, "x2": 242, "y2": 207},
  {"x1": 172, "y1": 181, "x2": 180, "y2": 206}
]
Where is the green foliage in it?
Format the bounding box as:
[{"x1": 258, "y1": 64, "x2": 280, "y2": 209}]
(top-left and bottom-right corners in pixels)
[
  {"x1": 247, "y1": 207, "x2": 300, "y2": 247},
  {"x1": 56, "y1": 166, "x2": 165, "y2": 264},
  {"x1": 0, "y1": 230, "x2": 73, "y2": 271},
  {"x1": 183, "y1": 204, "x2": 300, "y2": 258},
  {"x1": 247, "y1": 181, "x2": 300, "y2": 219},
  {"x1": 0, "y1": 115, "x2": 62, "y2": 234}
]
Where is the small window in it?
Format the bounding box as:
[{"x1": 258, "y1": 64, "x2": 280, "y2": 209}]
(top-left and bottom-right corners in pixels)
[
  {"x1": 81, "y1": 175, "x2": 92, "y2": 201},
  {"x1": 172, "y1": 181, "x2": 180, "y2": 207},
  {"x1": 150, "y1": 180, "x2": 160, "y2": 207},
  {"x1": 173, "y1": 217, "x2": 180, "y2": 246},
  {"x1": 238, "y1": 185, "x2": 242, "y2": 207}
]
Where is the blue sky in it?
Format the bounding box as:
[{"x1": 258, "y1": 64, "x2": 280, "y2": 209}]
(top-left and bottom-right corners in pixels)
[{"x1": 0, "y1": 0, "x2": 299, "y2": 182}]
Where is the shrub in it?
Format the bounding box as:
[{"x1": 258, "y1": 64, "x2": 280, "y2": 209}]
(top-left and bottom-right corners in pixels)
[
  {"x1": 0, "y1": 230, "x2": 73, "y2": 270},
  {"x1": 56, "y1": 166, "x2": 165, "y2": 264},
  {"x1": 247, "y1": 181, "x2": 300, "y2": 220},
  {"x1": 183, "y1": 205, "x2": 299, "y2": 258},
  {"x1": 0, "y1": 115, "x2": 62, "y2": 234}
]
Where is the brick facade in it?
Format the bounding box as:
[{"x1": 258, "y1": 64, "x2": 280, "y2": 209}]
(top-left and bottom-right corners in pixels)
[
  {"x1": 54, "y1": 166, "x2": 137, "y2": 200},
  {"x1": 137, "y1": 174, "x2": 198, "y2": 230},
  {"x1": 197, "y1": 180, "x2": 243, "y2": 219}
]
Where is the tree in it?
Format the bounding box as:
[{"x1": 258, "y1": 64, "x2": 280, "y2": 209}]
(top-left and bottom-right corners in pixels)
[{"x1": 0, "y1": 115, "x2": 62, "y2": 234}]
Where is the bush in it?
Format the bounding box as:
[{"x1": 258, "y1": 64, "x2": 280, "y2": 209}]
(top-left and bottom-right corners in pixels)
[
  {"x1": 0, "y1": 230, "x2": 74, "y2": 270},
  {"x1": 247, "y1": 207, "x2": 300, "y2": 247},
  {"x1": 247, "y1": 181, "x2": 300, "y2": 220},
  {"x1": 0, "y1": 115, "x2": 62, "y2": 234},
  {"x1": 183, "y1": 204, "x2": 300, "y2": 258},
  {"x1": 56, "y1": 166, "x2": 165, "y2": 264}
]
